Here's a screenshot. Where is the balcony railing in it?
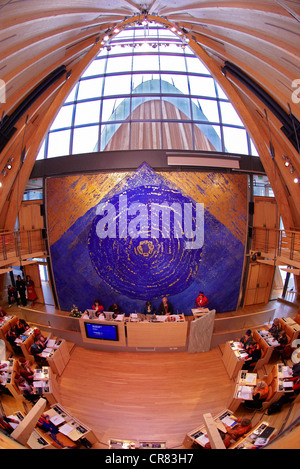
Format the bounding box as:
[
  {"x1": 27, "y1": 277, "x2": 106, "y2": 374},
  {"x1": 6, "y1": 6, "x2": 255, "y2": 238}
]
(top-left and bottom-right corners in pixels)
[
  {"x1": 252, "y1": 227, "x2": 300, "y2": 267},
  {"x1": 0, "y1": 229, "x2": 46, "y2": 268}
]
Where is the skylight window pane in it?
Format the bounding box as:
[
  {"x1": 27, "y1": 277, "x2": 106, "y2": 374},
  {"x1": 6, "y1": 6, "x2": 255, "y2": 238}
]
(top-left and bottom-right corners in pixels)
[
  {"x1": 194, "y1": 123, "x2": 222, "y2": 152},
  {"x1": 132, "y1": 74, "x2": 160, "y2": 93},
  {"x1": 185, "y1": 56, "x2": 210, "y2": 75},
  {"x1": 51, "y1": 104, "x2": 73, "y2": 130},
  {"x1": 191, "y1": 98, "x2": 220, "y2": 123},
  {"x1": 220, "y1": 102, "x2": 244, "y2": 126},
  {"x1": 100, "y1": 123, "x2": 130, "y2": 151},
  {"x1": 216, "y1": 83, "x2": 228, "y2": 100},
  {"x1": 103, "y1": 74, "x2": 131, "y2": 96},
  {"x1": 82, "y1": 59, "x2": 106, "y2": 77},
  {"x1": 133, "y1": 52, "x2": 159, "y2": 71},
  {"x1": 160, "y1": 74, "x2": 189, "y2": 95},
  {"x1": 77, "y1": 77, "x2": 104, "y2": 100},
  {"x1": 47, "y1": 130, "x2": 71, "y2": 158},
  {"x1": 189, "y1": 76, "x2": 216, "y2": 97},
  {"x1": 161, "y1": 97, "x2": 192, "y2": 120},
  {"x1": 160, "y1": 54, "x2": 186, "y2": 72},
  {"x1": 102, "y1": 98, "x2": 130, "y2": 122},
  {"x1": 74, "y1": 101, "x2": 101, "y2": 125},
  {"x1": 106, "y1": 55, "x2": 132, "y2": 73},
  {"x1": 72, "y1": 126, "x2": 99, "y2": 154},
  {"x1": 223, "y1": 127, "x2": 248, "y2": 154},
  {"x1": 65, "y1": 86, "x2": 77, "y2": 103}
]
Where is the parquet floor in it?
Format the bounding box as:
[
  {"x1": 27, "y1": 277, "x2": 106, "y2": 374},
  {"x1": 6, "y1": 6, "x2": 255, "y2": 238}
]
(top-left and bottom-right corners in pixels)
[{"x1": 58, "y1": 346, "x2": 239, "y2": 448}]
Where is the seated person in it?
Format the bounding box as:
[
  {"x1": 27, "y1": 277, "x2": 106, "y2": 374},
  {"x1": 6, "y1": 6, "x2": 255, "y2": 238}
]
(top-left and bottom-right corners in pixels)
[
  {"x1": 195, "y1": 292, "x2": 209, "y2": 308},
  {"x1": 277, "y1": 330, "x2": 288, "y2": 350},
  {"x1": 15, "y1": 318, "x2": 29, "y2": 336},
  {"x1": 0, "y1": 306, "x2": 6, "y2": 318},
  {"x1": 30, "y1": 334, "x2": 47, "y2": 365},
  {"x1": 242, "y1": 342, "x2": 261, "y2": 370},
  {"x1": 158, "y1": 297, "x2": 173, "y2": 316},
  {"x1": 269, "y1": 318, "x2": 282, "y2": 339},
  {"x1": 240, "y1": 329, "x2": 255, "y2": 348},
  {"x1": 6, "y1": 325, "x2": 19, "y2": 353},
  {"x1": 15, "y1": 374, "x2": 39, "y2": 404},
  {"x1": 244, "y1": 380, "x2": 269, "y2": 410},
  {"x1": 7, "y1": 285, "x2": 19, "y2": 307},
  {"x1": 143, "y1": 301, "x2": 156, "y2": 315},
  {"x1": 108, "y1": 303, "x2": 122, "y2": 318},
  {"x1": 0, "y1": 414, "x2": 20, "y2": 435},
  {"x1": 92, "y1": 299, "x2": 104, "y2": 317},
  {"x1": 33, "y1": 328, "x2": 47, "y2": 346},
  {"x1": 18, "y1": 357, "x2": 34, "y2": 384},
  {"x1": 225, "y1": 418, "x2": 252, "y2": 440}
]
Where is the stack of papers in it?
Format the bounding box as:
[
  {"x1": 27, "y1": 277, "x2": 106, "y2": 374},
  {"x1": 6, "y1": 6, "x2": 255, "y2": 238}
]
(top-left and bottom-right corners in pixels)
[{"x1": 237, "y1": 385, "x2": 253, "y2": 400}]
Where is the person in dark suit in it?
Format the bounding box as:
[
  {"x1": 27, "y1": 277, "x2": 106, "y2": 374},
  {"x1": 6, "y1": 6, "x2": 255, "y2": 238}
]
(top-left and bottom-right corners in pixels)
[{"x1": 158, "y1": 297, "x2": 173, "y2": 316}]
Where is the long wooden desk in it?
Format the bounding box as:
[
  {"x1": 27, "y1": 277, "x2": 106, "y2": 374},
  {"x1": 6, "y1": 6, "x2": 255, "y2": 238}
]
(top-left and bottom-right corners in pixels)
[{"x1": 79, "y1": 315, "x2": 188, "y2": 350}]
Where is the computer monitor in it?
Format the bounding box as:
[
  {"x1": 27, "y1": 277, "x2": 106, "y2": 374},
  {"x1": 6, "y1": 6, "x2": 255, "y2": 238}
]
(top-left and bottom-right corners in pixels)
[
  {"x1": 103, "y1": 311, "x2": 115, "y2": 321},
  {"x1": 86, "y1": 309, "x2": 96, "y2": 319},
  {"x1": 84, "y1": 322, "x2": 119, "y2": 341}
]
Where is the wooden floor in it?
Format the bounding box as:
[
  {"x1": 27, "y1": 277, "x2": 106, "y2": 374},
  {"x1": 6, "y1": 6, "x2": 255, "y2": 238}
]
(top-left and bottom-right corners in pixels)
[{"x1": 58, "y1": 347, "x2": 234, "y2": 448}]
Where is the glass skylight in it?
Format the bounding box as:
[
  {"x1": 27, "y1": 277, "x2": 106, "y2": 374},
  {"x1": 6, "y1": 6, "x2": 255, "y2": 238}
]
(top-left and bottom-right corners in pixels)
[{"x1": 37, "y1": 22, "x2": 259, "y2": 159}]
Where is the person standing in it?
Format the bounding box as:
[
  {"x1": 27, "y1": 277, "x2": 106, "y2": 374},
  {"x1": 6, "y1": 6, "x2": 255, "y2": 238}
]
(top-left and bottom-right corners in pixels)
[
  {"x1": 16, "y1": 275, "x2": 27, "y2": 306},
  {"x1": 195, "y1": 292, "x2": 209, "y2": 308},
  {"x1": 26, "y1": 275, "x2": 38, "y2": 306}
]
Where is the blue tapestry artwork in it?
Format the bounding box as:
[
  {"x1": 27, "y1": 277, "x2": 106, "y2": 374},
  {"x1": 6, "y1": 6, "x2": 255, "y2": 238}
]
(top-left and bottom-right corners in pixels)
[{"x1": 48, "y1": 163, "x2": 247, "y2": 315}]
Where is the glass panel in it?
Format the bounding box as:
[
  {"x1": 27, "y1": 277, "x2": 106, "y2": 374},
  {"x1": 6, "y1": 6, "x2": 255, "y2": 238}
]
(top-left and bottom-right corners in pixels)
[
  {"x1": 160, "y1": 73, "x2": 189, "y2": 95},
  {"x1": 36, "y1": 140, "x2": 45, "y2": 160},
  {"x1": 194, "y1": 124, "x2": 222, "y2": 152},
  {"x1": 106, "y1": 55, "x2": 132, "y2": 74},
  {"x1": 185, "y1": 56, "x2": 210, "y2": 75},
  {"x1": 100, "y1": 123, "x2": 130, "y2": 151},
  {"x1": 132, "y1": 73, "x2": 160, "y2": 93},
  {"x1": 133, "y1": 52, "x2": 160, "y2": 71},
  {"x1": 82, "y1": 59, "x2": 106, "y2": 77},
  {"x1": 192, "y1": 98, "x2": 220, "y2": 123},
  {"x1": 161, "y1": 97, "x2": 192, "y2": 120},
  {"x1": 160, "y1": 54, "x2": 186, "y2": 72},
  {"x1": 47, "y1": 130, "x2": 71, "y2": 158},
  {"x1": 72, "y1": 126, "x2": 99, "y2": 154},
  {"x1": 102, "y1": 97, "x2": 130, "y2": 122},
  {"x1": 132, "y1": 96, "x2": 161, "y2": 120},
  {"x1": 74, "y1": 101, "x2": 101, "y2": 125},
  {"x1": 162, "y1": 122, "x2": 194, "y2": 150},
  {"x1": 160, "y1": 43, "x2": 182, "y2": 54},
  {"x1": 77, "y1": 78, "x2": 104, "y2": 100},
  {"x1": 223, "y1": 127, "x2": 248, "y2": 154},
  {"x1": 50, "y1": 104, "x2": 73, "y2": 130},
  {"x1": 103, "y1": 74, "x2": 131, "y2": 96},
  {"x1": 131, "y1": 121, "x2": 162, "y2": 149},
  {"x1": 216, "y1": 83, "x2": 228, "y2": 100},
  {"x1": 65, "y1": 85, "x2": 77, "y2": 103},
  {"x1": 220, "y1": 101, "x2": 244, "y2": 126},
  {"x1": 106, "y1": 45, "x2": 132, "y2": 56},
  {"x1": 250, "y1": 138, "x2": 259, "y2": 156},
  {"x1": 189, "y1": 76, "x2": 216, "y2": 97}
]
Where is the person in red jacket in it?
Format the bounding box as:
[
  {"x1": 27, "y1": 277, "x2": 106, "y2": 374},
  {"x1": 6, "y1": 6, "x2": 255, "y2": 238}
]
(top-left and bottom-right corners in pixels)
[{"x1": 195, "y1": 292, "x2": 209, "y2": 308}]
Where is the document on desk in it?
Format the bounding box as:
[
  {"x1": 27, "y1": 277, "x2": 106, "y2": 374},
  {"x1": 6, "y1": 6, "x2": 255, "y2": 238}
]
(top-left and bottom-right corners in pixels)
[
  {"x1": 195, "y1": 433, "x2": 209, "y2": 446},
  {"x1": 244, "y1": 373, "x2": 256, "y2": 385},
  {"x1": 238, "y1": 385, "x2": 253, "y2": 400}
]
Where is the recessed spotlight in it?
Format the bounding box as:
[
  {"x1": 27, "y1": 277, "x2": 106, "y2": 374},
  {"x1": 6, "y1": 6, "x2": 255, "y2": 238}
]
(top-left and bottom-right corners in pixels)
[{"x1": 294, "y1": 177, "x2": 299, "y2": 184}]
